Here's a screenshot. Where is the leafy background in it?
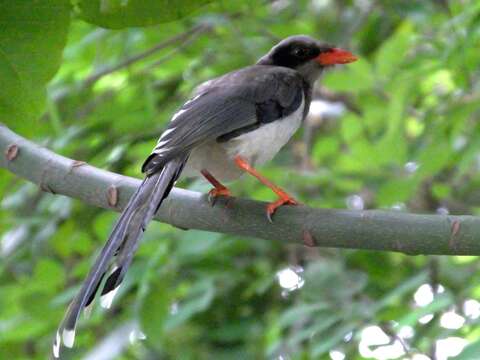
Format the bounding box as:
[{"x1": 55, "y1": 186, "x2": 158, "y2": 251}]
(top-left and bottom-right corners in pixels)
[{"x1": 1, "y1": 0, "x2": 480, "y2": 359}]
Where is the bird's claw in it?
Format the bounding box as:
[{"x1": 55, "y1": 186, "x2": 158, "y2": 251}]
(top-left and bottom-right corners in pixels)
[
  {"x1": 266, "y1": 196, "x2": 299, "y2": 223},
  {"x1": 207, "y1": 187, "x2": 231, "y2": 206}
]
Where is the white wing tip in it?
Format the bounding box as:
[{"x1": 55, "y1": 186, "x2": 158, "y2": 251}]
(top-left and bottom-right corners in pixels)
[
  {"x1": 100, "y1": 286, "x2": 119, "y2": 309},
  {"x1": 53, "y1": 331, "x2": 61, "y2": 358},
  {"x1": 171, "y1": 109, "x2": 186, "y2": 122},
  {"x1": 62, "y1": 328, "x2": 76, "y2": 348}
]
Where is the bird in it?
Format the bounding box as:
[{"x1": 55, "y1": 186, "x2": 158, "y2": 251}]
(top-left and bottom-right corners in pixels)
[{"x1": 53, "y1": 34, "x2": 357, "y2": 358}]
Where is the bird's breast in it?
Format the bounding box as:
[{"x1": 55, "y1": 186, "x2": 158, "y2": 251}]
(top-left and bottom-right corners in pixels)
[{"x1": 227, "y1": 97, "x2": 304, "y2": 165}]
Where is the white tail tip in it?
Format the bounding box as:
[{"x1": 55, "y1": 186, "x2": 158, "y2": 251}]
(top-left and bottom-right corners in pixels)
[
  {"x1": 62, "y1": 328, "x2": 76, "y2": 348},
  {"x1": 100, "y1": 286, "x2": 119, "y2": 309},
  {"x1": 53, "y1": 331, "x2": 61, "y2": 358}
]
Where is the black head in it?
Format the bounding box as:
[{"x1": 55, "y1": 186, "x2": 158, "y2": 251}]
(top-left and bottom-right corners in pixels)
[{"x1": 257, "y1": 35, "x2": 357, "y2": 82}]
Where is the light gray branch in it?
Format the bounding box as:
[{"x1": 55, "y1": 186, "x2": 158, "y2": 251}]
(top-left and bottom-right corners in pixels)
[{"x1": 1, "y1": 123, "x2": 479, "y2": 255}]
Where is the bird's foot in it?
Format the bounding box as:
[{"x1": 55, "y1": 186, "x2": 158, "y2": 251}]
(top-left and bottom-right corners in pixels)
[
  {"x1": 208, "y1": 186, "x2": 231, "y2": 206},
  {"x1": 201, "y1": 169, "x2": 232, "y2": 206},
  {"x1": 266, "y1": 191, "x2": 299, "y2": 222}
]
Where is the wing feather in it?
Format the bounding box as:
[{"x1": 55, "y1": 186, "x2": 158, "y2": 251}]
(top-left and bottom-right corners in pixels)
[{"x1": 142, "y1": 65, "x2": 304, "y2": 175}]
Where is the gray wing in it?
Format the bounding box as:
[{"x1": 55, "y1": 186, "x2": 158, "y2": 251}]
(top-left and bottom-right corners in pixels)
[{"x1": 142, "y1": 65, "x2": 304, "y2": 175}]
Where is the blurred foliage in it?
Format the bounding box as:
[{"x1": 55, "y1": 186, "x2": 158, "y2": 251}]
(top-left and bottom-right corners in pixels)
[
  {"x1": 0, "y1": 0, "x2": 70, "y2": 130},
  {"x1": 1, "y1": 0, "x2": 480, "y2": 359},
  {"x1": 76, "y1": 0, "x2": 213, "y2": 28}
]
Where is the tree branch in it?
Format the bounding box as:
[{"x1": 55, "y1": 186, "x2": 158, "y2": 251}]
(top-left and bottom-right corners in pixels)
[
  {"x1": 1, "y1": 124, "x2": 479, "y2": 255},
  {"x1": 82, "y1": 24, "x2": 212, "y2": 88}
]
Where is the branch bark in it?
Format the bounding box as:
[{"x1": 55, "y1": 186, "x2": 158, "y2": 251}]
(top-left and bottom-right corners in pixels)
[{"x1": 1, "y1": 123, "x2": 479, "y2": 256}]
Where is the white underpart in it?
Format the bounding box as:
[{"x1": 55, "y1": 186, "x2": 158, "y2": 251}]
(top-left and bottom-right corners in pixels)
[
  {"x1": 100, "y1": 285, "x2": 120, "y2": 309},
  {"x1": 62, "y1": 328, "x2": 76, "y2": 348},
  {"x1": 229, "y1": 96, "x2": 304, "y2": 165},
  {"x1": 53, "y1": 331, "x2": 61, "y2": 358}
]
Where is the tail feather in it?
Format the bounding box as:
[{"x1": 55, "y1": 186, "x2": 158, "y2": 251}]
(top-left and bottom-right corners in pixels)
[
  {"x1": 84, "y1": 272, "x2": 105, "y2": 308},
  {"x1": 99, "y1": 157, "x2": 186, "y2": 307},
  {"x1": 53, "y1": 156, "x2": 187, "y2": 358}
]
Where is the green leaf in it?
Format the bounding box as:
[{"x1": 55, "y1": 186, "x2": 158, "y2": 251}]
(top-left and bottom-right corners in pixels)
[
  {"x1": 164, "y1": 278, "x2": 216, "y2": 330},
  {"x1": 287, "y1": 314, "x2": 340, "y2": 348},
  {"x1": 140, "y1": 275, "x2": 174, "y2": 346},
  {"x1": 376, "y1": 178, "x2": 417, "y2": 206},
  {"x1": 0, "y1": 316, "x2": 49, "y2": 342},
  {"x1": 341, "y1": 113, "x2": 364, "y2": 142},
  {"x1": 375, "y1": 21, "x2": 414, "y2": 78},
  {"x1": 176, "y1": 231, "x2": 222, "y2": 261},
  {"x1": 0, "y1": 0, "x2": 70, "y2": 131},
  {"x1": 77, "y1": 0, "x2": 213, "y2": 29},
  {"x1": 322, "y1": 59, "x2": 374, "y2": 92},
  {"x1": 373, "y1": 271, "x2": 428, "y2": 313},
  {"x1": 33, "y1": 259, "x2": 66, "y2": 291},
  {"x1": 278, "y1": 303, "x2": 330, "y2": 329},
  {"x1": 416, "y1": 139, "x2": 452, "y2": 177},
  {"x1": 312, "y1": 137, "x2": 340, "y2": 165},
  {"x1": 397, "y1": 294, "x2": 453, "y2": 327},
  {"x1": 452, "y1": 339, "x2": 480, "y2": 360},
  {"x1": 311, "y1": 323, "x2": 354, "y2": 357}
]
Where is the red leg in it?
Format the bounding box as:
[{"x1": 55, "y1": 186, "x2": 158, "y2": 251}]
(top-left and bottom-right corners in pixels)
[
  {"x1": 201, "y1": 169, "x2": 231, "y2": 204},
  {"x1": 234, "y1": 156, "x2": 298, "y2": 221}
]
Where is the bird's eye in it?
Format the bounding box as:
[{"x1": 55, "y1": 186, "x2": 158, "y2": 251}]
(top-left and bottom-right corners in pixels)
[{"x1": 293, "y1": 47, "x2": 308, "y2": 58}]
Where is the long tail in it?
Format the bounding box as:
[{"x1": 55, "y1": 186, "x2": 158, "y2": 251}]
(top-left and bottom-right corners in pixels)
[{"x1": 53, "y1": 156, "x2": 187, "y2": 358}]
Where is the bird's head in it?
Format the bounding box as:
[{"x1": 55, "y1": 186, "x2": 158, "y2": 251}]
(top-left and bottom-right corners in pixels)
[{"x1": 257, "y1": 35, "x2": 357, "y2": 82}]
